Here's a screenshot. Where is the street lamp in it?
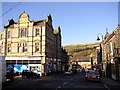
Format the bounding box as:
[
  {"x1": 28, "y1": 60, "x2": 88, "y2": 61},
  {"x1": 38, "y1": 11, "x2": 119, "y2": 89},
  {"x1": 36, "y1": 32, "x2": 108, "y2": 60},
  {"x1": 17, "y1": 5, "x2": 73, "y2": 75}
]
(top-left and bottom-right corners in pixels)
[
  {"x1": 96, "y1": 33, "x2": 104, "y2": 77},
  {"x1": 96, "y1": 33, "x2": 103, "y2": 41}
]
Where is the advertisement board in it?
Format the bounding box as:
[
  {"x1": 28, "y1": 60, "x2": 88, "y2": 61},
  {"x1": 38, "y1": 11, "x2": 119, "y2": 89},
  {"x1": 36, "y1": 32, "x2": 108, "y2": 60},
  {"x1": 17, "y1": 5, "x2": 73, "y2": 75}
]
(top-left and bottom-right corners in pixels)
[
  {"x1": 14, "y1": 65, "x2": 28, "y2": 72},
  {"x1": 29, "y1": 64, "x2": 42, "y2": 76},
  {"x1": 6, "y1": 65, "x2": 14, "y2": 72}
]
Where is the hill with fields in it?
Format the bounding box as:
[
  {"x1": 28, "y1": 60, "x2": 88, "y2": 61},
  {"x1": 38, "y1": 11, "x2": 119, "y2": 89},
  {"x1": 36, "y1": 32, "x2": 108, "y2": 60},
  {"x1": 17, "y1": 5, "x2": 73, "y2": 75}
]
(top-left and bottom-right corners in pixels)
[{"x1": 63, "y1": 43, "x2": 100, "y2": 59}]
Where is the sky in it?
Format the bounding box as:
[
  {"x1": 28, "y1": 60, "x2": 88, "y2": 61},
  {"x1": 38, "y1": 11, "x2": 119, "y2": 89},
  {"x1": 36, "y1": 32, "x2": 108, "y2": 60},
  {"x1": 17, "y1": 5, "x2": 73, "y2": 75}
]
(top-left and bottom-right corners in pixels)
[{"x1": 1, "y1": 1, "x2": 119, "y2": 46}]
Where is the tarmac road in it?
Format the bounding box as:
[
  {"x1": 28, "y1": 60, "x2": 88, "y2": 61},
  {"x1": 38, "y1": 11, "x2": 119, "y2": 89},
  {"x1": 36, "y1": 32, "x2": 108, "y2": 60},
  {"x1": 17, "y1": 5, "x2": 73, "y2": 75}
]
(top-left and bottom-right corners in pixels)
[{"x1": 2, "y1": 71, "x2": 120, "y2": 90}]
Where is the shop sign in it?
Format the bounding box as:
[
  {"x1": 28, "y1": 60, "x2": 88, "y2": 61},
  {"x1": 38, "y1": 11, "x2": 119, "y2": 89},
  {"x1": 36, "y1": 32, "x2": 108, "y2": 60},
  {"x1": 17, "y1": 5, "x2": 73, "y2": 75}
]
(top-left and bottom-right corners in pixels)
[{"x1": 5, "y1": 57, "x2": 41, "y2": 60}]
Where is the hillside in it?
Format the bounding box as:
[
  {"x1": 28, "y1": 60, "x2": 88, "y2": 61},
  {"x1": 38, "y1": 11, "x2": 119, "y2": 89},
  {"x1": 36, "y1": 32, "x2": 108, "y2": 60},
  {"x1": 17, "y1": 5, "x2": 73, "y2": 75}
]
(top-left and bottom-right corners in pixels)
[{"x1": 63, "y1": 42, "x2": 100, "y2": 59}]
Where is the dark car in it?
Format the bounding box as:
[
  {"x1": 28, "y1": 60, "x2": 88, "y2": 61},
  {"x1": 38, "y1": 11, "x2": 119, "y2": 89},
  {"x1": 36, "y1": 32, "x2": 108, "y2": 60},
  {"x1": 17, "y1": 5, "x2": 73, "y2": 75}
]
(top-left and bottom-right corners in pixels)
[
  {"x1": 64, "y1": 70, "x2": 72, "y2": 75},
  {"x1": 21, "y1": 70, "x2": 40, "y2": 78},
  {"x1": 86, "y1": 70, "x2": 100, "y2": 82},
  {"x1": 85, "y1": 70, "x2": 95, "y2": 78},
  {"x1": 5, "y1": 72, "x2": 14, "y2": 82}
]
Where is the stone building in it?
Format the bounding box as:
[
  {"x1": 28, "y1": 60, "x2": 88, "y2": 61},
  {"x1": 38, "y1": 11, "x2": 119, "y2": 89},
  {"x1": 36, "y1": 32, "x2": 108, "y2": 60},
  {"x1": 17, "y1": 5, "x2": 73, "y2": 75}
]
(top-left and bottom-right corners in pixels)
[
  {"x1": 0, "y1": 12, "x2": 62, "y2": 76},
  {"x1": 101, "y1": 25, "x2": 120, "y2": 81}
]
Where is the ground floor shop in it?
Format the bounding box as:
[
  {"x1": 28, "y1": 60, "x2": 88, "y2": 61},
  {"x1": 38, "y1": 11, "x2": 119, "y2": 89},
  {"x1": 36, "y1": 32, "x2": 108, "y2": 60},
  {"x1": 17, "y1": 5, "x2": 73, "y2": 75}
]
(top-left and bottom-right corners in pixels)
[
  {"x1": 6, "y1": 57, "x2": 42, "y2": 76},
  {"x1": 5, "y1": 57, "x2": 64, "y2": 76},
  {"x1": 111, "y1": 58, "x2": 120, "y2": 82}
]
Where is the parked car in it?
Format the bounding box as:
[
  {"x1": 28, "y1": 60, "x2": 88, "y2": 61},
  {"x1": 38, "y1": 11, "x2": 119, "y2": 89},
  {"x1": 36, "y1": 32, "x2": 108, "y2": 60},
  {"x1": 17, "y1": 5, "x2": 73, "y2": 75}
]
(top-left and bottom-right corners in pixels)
[
  {"x1": 86, "y1": 70, "x2": 100, "y2": 82},
  {"x1": 5, "y1": 72, "x2": 14, "y2": 82},
  {"x1": 21, "y1": 70, "x2": 40, "y2": 78},
  {"x1": 72, "y1": 67, "x2": 77, "y2": 74},
  {"x1": 64, "y1": 70, "x2": 72, "y2": 75}
]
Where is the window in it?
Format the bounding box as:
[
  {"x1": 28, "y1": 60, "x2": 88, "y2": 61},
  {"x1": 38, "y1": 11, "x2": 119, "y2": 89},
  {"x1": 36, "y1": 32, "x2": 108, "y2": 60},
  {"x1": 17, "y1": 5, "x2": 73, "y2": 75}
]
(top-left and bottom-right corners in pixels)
[
  {"x1": 35, "y1": 29, "x2": 39, "y2": 36},
  {"x1": 35, "y1": 42, "x2": 39, "y2": 52},
  {"x1": 23, "y1": 43, "x2": 28, "y2": 52},
  {"x1": 0, "y1": 47, "x2": 2, "y2": 53},
  {"x1": 7, "y1": 44, "x2": 11, "y2": 53},
  {"x1": 0, "y1": 34, "x2": 2, "y2": 39},
  {"x1": 0, "y1": 42, "x2": 3, "y2": 53},
  {"x1": 8, "y1": 31, "x2": 11, "y2": 38},
  {"x1": 18, "y1": 43, "x2": 22, "y2": 52},
  {"x1": 20, "y1": 28, "x2": 27, "y2": 37},
  {"x1": 18, "y1": 43, "x2": 28, "y2": 52}
]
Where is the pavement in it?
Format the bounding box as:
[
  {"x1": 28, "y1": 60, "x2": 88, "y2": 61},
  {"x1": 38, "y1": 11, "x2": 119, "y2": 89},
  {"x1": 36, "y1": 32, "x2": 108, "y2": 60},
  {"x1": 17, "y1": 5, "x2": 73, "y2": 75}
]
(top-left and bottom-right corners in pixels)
[{"x1": 101, "y1": 76, "x2": 120, "y2": 88}]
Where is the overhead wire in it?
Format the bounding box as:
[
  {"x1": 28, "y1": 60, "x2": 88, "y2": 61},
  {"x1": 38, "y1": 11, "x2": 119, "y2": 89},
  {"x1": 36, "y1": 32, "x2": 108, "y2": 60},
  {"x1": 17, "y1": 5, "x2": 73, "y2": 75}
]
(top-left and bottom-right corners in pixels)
[{"x1": 0, "y1": 1, "x2": 23, "y2": 17}]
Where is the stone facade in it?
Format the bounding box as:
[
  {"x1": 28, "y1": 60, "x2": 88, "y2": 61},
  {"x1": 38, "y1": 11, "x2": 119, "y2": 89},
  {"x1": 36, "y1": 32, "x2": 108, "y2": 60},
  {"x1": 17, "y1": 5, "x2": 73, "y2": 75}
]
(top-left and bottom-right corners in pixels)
[
  {"x1": 0, "y1": 12, "x2": 62, "y2": 76},
  {"x1": 101, "y1": 25, "x2": 120, "y2": 81}
]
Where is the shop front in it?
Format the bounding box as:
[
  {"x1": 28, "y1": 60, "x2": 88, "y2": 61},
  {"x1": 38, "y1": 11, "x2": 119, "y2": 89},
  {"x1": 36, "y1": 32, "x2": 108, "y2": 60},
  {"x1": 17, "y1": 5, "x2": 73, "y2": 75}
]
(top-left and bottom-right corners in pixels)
[
  {"x1": 111, "y1": 58, "x2": 120, "y2": 81},
  {"x1": 6, "y1": 57, "x2": 42, "y2": 76}
]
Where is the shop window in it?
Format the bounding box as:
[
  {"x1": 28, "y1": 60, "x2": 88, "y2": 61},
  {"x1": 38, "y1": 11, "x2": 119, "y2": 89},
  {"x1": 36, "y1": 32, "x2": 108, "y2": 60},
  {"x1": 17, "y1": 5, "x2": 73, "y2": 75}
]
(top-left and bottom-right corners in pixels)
[
  {"x1": 17, "y1": 60, "x2": 22, "y2": 64},
  {"x1": 11, "y1": 60, "x2": 16, "y2": 64},
  {"x1": 23, "y1": 60, "x2": 28, "y2": 65},
  {"x1": 6, "y1": 60, "x2": 10, "y2": 64},
  {"x1": 29, "y1": 60, "x2": 34, "y2": 64},
  {"x1": 35, "y1": 60, "x2": 41, "y2": 64}
]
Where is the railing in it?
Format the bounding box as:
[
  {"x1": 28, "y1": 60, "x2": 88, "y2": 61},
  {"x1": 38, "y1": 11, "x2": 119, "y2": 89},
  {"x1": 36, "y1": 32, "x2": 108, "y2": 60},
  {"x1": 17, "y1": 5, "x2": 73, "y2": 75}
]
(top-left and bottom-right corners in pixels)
[{"x1": 113, "y1": 48, "x2": 120, "y2": 57}]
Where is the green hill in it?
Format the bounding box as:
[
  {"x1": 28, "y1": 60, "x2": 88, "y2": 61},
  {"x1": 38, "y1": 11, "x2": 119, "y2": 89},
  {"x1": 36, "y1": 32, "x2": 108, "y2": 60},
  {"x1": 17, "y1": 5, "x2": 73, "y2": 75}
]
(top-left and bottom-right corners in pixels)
[{"x1": 63, "y1": 43, "x2": 100, "y2": 59}]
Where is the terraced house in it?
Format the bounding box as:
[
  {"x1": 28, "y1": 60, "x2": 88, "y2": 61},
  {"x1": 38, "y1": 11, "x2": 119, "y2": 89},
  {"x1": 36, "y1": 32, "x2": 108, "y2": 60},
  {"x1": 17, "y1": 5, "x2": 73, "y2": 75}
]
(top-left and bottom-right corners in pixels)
[
  {"x1": 0, "y1": 12, "x2": 63, "y2": 76},
  {"x1": 101, "y1": 25, "x2": 120, "y2": 82}
]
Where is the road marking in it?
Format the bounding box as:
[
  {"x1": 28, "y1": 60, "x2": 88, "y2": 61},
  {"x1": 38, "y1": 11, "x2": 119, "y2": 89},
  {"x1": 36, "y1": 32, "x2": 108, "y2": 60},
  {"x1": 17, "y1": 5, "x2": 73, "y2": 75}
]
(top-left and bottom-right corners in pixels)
[
  {"x1": 56, "y1": 73, "x2": 80, "y2": 89},
  {"x1": 57, "y1": 86, "x2": 61, "y2": 88},
  {"x1": 104, "y1": 84, "x2": 110, "y2": 90},
  {"x1": 63, "y1": 81, "x2": 69, "y2": 85}
]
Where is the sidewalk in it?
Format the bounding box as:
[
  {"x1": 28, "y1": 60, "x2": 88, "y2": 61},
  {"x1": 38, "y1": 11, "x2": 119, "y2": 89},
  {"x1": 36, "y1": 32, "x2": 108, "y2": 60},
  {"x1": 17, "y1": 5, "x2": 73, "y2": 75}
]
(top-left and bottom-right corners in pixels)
[{"x1": 101, "y1": 76, "x2": 120, "y2": 86}]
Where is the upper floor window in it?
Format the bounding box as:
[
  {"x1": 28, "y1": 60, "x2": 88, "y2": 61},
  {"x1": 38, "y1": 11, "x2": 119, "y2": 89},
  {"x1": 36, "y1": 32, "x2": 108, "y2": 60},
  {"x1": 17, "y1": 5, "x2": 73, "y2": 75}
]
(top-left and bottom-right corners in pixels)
[
  {"x1": 7, "y1": 44, "x2": 11, "y2": 53},
  {"x1": 23, "y1": 43, "x2": 28, "y2": 52},
  {"x1": 20, "y1": 28, "x2": 27, "y2": 37},
  {"x1": 8, "y1": 31, "x2": 11, "y2": 38},
  {"x1": 35, "y1": 42, "x2": 39, "y2": 52},
  {"x1": 0, "y1": 47, "x2": 2, "y2": 53},
  {"x1": 18, "y1": 43, "x2": 28, "y2": 52},
  {"x1": 18, "y1": 43, "x2": 22, "y2": 52},
  {"x1": 0, "y1": 34, "x2": 2, "y2": 39},
  {"x1": 35, "y1": 28, "x2": 39, "y2": 36}
]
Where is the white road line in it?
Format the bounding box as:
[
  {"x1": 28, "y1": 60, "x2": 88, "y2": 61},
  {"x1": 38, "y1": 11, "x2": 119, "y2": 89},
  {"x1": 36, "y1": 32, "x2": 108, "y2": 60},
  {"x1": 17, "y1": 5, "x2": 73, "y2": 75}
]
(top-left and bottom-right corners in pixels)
[
  {"x1": 104, "y1": 84, "x2": 110, "y2": 90},
  {"x1": 57, "y1": 86, "x2": 61, "y2": 88},
  {"x1": 63, "y1": 81, "x2": 69, "y2": 85},
  {"x1": 57, "y1": 74, "x2": 80, "y2": 89}
]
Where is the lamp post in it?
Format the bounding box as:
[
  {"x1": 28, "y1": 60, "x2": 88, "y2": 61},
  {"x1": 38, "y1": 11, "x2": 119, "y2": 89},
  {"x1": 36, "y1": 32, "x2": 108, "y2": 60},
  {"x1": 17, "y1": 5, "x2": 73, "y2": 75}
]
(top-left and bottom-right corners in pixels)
[{"x1": 96, "y1": 33, "x2": 103, "y2": 77}]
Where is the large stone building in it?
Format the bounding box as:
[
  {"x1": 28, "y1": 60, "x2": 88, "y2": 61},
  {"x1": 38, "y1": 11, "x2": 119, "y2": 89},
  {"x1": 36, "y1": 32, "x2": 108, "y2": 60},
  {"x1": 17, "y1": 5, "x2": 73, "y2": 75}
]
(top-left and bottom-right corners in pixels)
[
  {"x1": 101, "y1": 25, "x2": 120, "y2": 81},
  {"x1": 0, "y1": 12, "x2": 62, "y2": 76}
]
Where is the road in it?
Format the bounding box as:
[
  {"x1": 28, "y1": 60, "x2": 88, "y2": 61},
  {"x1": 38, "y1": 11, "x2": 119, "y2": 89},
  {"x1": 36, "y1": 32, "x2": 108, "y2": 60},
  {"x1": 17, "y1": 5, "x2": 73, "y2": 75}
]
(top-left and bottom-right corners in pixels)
[{"x1": 2, "y1": 71, "x2": 120, "y2": 90}]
